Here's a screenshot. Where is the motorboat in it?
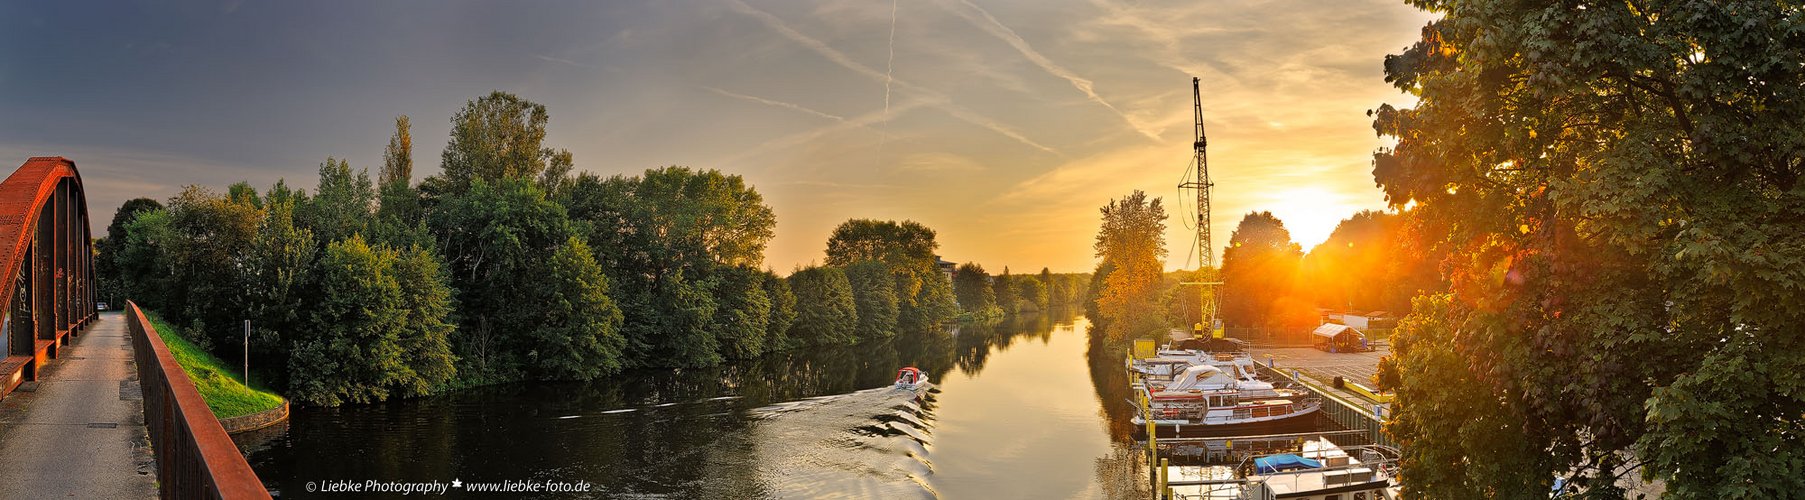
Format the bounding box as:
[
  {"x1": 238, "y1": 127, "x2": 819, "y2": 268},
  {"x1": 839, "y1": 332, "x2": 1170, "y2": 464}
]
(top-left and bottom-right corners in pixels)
[
  {"x1": 1238, "y1": 438, "x2": 1400, "y2": 500},
  {"x1": 1132, "y1": 363, "x2": 1320, "y2": 427},
  {"x1": 894, "y1": 366, "x2": 930, "y2": 390}
]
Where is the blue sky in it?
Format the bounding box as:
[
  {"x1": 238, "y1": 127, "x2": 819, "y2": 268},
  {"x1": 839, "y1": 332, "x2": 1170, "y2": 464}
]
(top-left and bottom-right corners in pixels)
[{"x1": 1, "y1": 0, "x2": 1433, "y2": 272}]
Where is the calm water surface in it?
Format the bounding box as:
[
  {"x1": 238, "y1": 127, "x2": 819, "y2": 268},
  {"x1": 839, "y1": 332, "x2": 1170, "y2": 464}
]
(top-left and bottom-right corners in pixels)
[{"x1": 242, "y1": 312, "x2": 1158, "y2": 498}]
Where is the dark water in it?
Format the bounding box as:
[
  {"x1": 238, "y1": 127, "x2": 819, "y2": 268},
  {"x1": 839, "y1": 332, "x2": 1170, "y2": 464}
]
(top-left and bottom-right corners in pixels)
[{"x1": 240, "y1": 313, "x2": 1163, "y2": 498}]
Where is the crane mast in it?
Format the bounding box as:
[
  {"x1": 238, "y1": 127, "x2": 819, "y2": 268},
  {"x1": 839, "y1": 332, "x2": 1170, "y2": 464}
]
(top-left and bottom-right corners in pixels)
[
  {"x1": 1179, "y1": 77, "x2": 1214, "y2": 269},
  {"x1": 1178, "y1": 77, "x2": 1223, "y2": 336}
]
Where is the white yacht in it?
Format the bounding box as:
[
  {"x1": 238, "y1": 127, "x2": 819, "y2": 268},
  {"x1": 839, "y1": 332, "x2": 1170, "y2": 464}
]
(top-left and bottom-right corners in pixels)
[{"x1": 1239, "y1": 438, "x2": 1400, "y2": 500}]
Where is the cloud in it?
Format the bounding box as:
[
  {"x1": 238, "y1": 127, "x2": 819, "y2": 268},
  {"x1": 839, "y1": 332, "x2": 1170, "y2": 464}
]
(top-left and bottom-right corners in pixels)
[
  {"x1": 532, "y1": 54, "x2": 598, "y2": 70},
  {"x1": 722, "y1": 0, "x2": 1060, "y2": 156},
  {"x1": 702, "y1": 86, "x2": 846, "y2": 122},
  {"x1": 939, "y1": 0, "x2": 1161, "y2": 141}
]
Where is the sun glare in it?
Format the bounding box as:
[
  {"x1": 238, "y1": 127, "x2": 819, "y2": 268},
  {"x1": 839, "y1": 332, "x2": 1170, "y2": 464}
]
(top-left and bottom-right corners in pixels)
[{"x1": 1261, "y1": 187, "x2": 1358, "y2": 251}]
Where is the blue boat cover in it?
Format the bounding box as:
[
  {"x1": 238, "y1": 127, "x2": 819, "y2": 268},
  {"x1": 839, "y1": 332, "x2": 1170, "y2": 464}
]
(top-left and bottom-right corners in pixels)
[{"x1": 1254, "y1": 454, "x2": 1323, "y2": 474}]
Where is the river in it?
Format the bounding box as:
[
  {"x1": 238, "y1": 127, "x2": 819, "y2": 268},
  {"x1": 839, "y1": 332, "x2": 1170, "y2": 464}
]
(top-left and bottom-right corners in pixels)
[{"x1": 240, "y1": 312, "x2": 1162, "y2": 498}]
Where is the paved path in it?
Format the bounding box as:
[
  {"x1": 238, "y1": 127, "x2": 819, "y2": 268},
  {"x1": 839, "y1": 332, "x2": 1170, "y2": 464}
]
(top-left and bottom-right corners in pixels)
[
  {"x1": 0, "y1": 312, "x2": 156, "y2": 499},
  {"x1": 1249, "y1": 346, "x2": 1392, "y2": 411}
]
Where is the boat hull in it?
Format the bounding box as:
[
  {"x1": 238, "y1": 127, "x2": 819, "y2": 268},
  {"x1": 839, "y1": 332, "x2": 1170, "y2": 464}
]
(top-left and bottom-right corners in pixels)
[{"x1": 1131, "y1": 407, "x2": 1328, "y2": 439}]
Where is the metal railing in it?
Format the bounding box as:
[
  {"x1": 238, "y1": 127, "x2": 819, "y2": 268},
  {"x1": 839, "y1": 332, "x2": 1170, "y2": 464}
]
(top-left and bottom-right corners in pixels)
[
  {"x1": 1255, "y1": 363, "x2": 1397, "y2": 450},
  {"x1": 126, "y1": 301, "x2": 272, "y2": 500}
]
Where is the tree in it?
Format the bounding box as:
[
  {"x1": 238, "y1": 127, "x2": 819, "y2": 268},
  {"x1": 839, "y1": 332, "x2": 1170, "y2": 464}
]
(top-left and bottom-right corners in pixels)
[
  {"x1": 1039, "y1": 268, "x2": 1061, "y2": 309},
  {"x1": 387, "y1": 243, "x2": 457, "y2": 395},
  {"x1": 1301, "y1": 210, "x2": 1438, "y2": 317},
  {"x1": 561, "y1": 167, "x2": 778, "y2": 367},
  {"x1": 1219, "y1": 212, "x2": 1311, "y2": 330},
  {"x1": 1371, "y1": 2, "x2": 1805, "y2": 496},
  {"x1": 1092, "y1": 191, "x2": 1168, "y2": 340},
  {"x1": 95, "y1": 197, "x2": 162, "y2": 307},
  {"x1": 629, "y1": 167, "x2": 776, "y2": 269},
  {"x1": 786, "y1": 266, "x2": 857, "y2": 346},
  {"x1": 1014, "y1": 275, "x2": 1048, "y2": 313},
  {"x1": 437, "y1": 91, "x2": 571, "y2": 192},
  {"x1": 287, "y1": 236, "x2": 456, "y2": 405},
  {"x1": 824, "y1": 219, "x2": 959, "y2": 331},
  {"x1": 299, "y1": 157, "x2": 376, "y2": 247},
  {"x1": 236, "y1": 197, "x2": 317, "y2": 388},
  {"x1": 952, "y1": 262, "x2": 997, "y2": 314},
  {"x1": 844, "y1": 260, "x2": 900, "y2": 340},
  {"x1": 116, "y1": 209, "x2": 173, "y2": 311},
  {"x1": 992, "y1": 267, "x2": 1018, "y2": 315},
  {"x1": 381, "y1": 115, "x2": 413, "y2": 187},
  {"x1": 161, "y1": 186, "x2": 264, "y2": 350},
  {"x1": 761, "y1": 271, "x2": 798, "y2": 351},
  {"x1": 288, "y1": 237, "x2": 408, "y2": 405},
  {"x1": 529, "y1": 237, "x2": 626, "y2": 380},
  {"x1": 711, "y1": 265, "x2": 773, "y2": 359},
  {"x1": 373, "y1": 116, "x2": 427, "y2": 248},
  {"x1": 824, "y1": 219, "x2": 939, "y2": 266},
  {"x1": 427, "y1": 178, "x2": 576, "y2": 380}
]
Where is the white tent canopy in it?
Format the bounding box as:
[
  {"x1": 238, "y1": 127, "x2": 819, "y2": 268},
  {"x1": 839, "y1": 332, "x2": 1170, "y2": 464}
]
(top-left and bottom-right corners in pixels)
[{"x1": 1312, "y1": 323, "x2": 1363, "y2": 340}]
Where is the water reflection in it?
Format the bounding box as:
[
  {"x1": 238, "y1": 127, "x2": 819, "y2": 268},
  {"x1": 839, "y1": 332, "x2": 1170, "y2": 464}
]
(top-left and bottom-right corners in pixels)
[{"x1": 244, "y1": 310, "x2": 1160, "y2": 498}]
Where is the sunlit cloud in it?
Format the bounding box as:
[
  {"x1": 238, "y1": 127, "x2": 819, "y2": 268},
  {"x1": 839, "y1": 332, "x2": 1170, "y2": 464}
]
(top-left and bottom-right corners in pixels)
[{"x1": 2, "y1": 0, "x2": 1436, "y2": 272}]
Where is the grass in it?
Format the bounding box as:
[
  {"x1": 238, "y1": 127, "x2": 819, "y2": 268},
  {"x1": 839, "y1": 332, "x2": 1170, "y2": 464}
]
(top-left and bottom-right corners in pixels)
[{"x1": 142, "y1": 311, "x2": 286, "y2": 419}]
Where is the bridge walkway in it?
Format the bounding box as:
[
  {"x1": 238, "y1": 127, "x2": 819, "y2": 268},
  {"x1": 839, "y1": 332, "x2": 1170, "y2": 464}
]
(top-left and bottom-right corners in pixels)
[{"x1": 0, "y1": 311, "x2": 156, "y2": 498}]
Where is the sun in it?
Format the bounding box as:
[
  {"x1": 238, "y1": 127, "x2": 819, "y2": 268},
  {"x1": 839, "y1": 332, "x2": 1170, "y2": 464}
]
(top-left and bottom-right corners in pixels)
[{"x1": 1261, "y1": 187, "x2": 1360, "y2": 251}]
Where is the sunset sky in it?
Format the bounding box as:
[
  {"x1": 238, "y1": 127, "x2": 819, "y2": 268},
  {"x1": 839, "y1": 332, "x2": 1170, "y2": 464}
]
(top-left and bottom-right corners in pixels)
[{"x1": 1, "y1": 0, "x2": 1435, "y2": 273}]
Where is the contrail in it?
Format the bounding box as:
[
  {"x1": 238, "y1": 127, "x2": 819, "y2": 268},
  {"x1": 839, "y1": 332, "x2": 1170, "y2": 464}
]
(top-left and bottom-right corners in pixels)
[
  {"x1": 702, "y1": 86, "x2": 846, "y2": 122},
  {"x1": 877, "y1": 0, "x2": 899, "y2": 163},
  {"x1": 724, "y1": 0, "x2": 1060, "y2": 156},
  {"x1": 883, "y1": 0, "x2": 898, "y2": 118},
  {"x1": 716, "y1": 99, "x2": 933, "y2": 167},
  {"x1": 946, "y1": 0, "x2": 1161, "y2": 141}
]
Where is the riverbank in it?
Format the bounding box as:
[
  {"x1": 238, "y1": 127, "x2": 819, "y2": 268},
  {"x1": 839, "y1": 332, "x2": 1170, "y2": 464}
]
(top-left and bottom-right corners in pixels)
[{"x1": 143, "y1": 311, "x2": 286, "y2": 420}]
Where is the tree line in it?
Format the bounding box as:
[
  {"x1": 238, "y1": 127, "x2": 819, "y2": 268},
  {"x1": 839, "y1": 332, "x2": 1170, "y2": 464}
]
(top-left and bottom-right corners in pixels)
[
  {"x1": 94, "y1": 91, "x2": 989, "y2": 405},
  {"x1": 1078, "y1": 195, "x2": 1440, "y2": 343}
]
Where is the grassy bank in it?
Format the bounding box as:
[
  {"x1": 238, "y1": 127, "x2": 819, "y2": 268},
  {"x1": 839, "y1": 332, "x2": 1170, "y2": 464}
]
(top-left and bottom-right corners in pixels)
[{"x1": 142, "y1": 311, "x2": 286, "y2": 419}]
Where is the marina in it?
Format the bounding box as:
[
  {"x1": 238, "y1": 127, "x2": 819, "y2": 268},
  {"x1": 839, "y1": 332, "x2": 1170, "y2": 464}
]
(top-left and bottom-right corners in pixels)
[{"x1": 1128, "y1": 332, "x2": 1399, "y2": 499}]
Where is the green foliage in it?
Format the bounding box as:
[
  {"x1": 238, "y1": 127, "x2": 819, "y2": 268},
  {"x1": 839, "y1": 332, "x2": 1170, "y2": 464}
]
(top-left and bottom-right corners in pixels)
[
  {"x1": 528, "y1": 238, "x2": 626, "y2": 380},
  {"x1": 786, "y1": 266, "x2": 858, "y2": 346},
  {"x1": 437, "y1": 90, "x2": 571, "y2": 193},
  {"x1": 1093, "y1": 190, "x2": 1168, "y2": 340},
  {"x1": 387, "y1": 244, "x2": 458, "y2": 395},
  {"x1": 289, "y1": 236, "x2": 452, "y2": 406},
  {"x1": 381, "y1": 115, "x2": 413, "y2": 187},
  {"x1": 560, "y1": 167, "x2": 777, "y2": 367},
  {"x1": 298, "y1": 158, "x2": 376, "y2": 247},
  {"x1": 844, "y1": 260, "x2": 900, "y2": 340},
  {"x1": 1013, "y1": 275, "x2": 1048, "y2": 313},
  {"x1": 237, "y1": 198, "x2": 318, "y2": 389},
  {"x1": 824, "y1": 219, "x2": 939, "y2": 266},
  {"x1": 992, "y1": 267, "x2": 1018, "y2": 316},
  {"x1": 952, "y1": 262, "x2": 997, "y2": 313},
  {"x1": 95, "y1": 197, "x2": 162, "y2": 307},
  {"x1": 161, "y1": 187, "x2": 264, "y2": 349},
  {"x1": 427, "y1": 178, "x2": 575, "y2": 380},
  {"x1": 710, "y1": 265, "x2": 773, "y2": 360},
  {"x1": 1374, "y1": 1, "x2": 1805, "y2": 495},
  {"x1": 824, "y1": 219, "x2": 957, "y2": 332},
  {"x1": 761, "y1": 271, "x2": 798, "y2": 351}
]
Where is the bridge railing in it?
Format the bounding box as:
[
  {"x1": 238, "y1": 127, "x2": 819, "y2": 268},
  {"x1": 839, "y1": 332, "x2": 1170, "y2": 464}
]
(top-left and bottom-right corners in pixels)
[{"x1": 126, "y1": 301, "x2": 272, "y2": 500}]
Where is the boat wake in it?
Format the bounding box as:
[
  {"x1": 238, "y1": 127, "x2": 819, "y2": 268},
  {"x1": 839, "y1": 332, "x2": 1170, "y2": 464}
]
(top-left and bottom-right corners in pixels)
[{"x1": 742, "y1": 385, "x2": 941, "y2": 499}]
